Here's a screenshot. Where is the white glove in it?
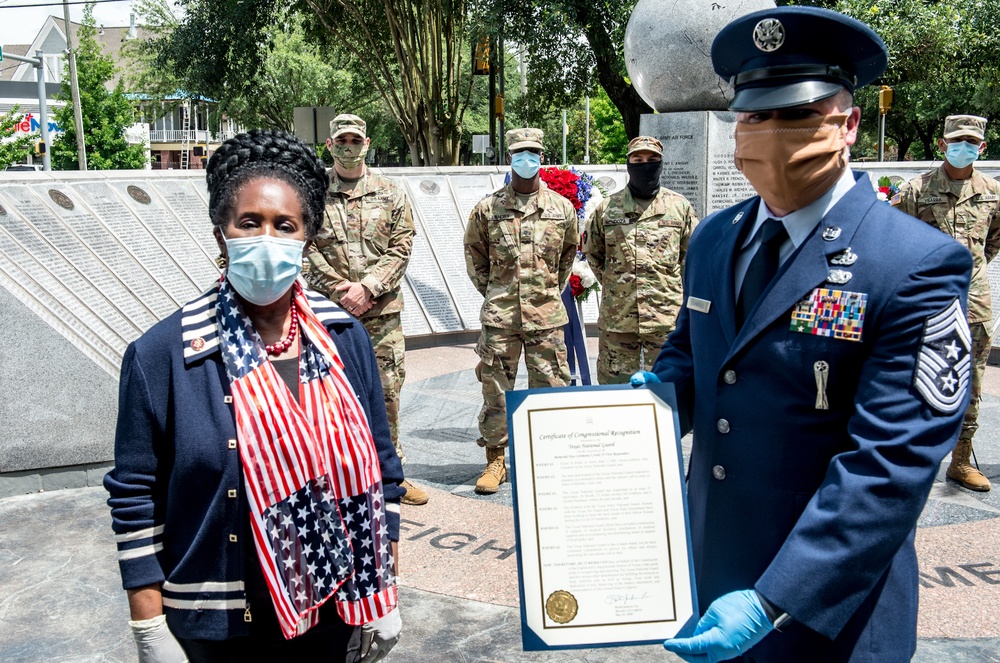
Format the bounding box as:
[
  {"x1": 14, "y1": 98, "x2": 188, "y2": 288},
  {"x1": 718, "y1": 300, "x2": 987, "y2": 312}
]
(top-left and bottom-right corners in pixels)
[
  {"x1": 129, "y1": 615, "x2": 189, "y2": 663},
  {"x1": 360, "y1": 607, "x2": 402, "y2": 663}
]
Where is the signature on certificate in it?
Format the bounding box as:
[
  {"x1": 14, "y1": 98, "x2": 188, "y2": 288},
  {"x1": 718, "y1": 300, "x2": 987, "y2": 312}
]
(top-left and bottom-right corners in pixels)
[{"x1": 605, "y1": 591, "x2": 650, "y2": 607}]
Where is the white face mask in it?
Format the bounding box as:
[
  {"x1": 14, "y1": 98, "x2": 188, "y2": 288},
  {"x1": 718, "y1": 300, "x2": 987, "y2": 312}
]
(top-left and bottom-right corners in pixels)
[{"x1": 224, "y1": 235, "x2": 304, "y2": 306}]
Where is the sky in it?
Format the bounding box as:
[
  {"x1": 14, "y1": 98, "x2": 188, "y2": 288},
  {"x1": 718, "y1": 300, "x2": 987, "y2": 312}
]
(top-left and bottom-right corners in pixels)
[{"x1": 0, "y1": 0, "x2": 137, "y2": 49}]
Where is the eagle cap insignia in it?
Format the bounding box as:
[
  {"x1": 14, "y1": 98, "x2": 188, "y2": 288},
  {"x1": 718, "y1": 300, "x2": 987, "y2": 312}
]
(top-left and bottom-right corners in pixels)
[
  {"x1": 914, "y1": 298, "x2": 971, "y2": 413},
  {"x1": 827, "y1": 269, "x2": 853, "y2": 285},
  {"x1": 829, "y1": 248, "x2": 858, "y2": 266},
  {"x1": 753, "y1": 19, "x2": 785, "y2": 52}
]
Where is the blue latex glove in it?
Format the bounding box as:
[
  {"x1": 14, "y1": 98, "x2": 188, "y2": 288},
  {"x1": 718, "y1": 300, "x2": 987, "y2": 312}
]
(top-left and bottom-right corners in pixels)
[
  {"x1": 663, "y1": 590, "x2": 774, "y2": 663},
  {"x1": 629, "y1": 371, "x2": 661, "y2": 387}
]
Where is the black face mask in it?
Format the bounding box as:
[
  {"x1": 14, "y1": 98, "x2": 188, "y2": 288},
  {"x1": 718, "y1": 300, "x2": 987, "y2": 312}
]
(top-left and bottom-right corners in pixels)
[{"x1": 626, "y1": 160, "x2": 663, "y2": 200}]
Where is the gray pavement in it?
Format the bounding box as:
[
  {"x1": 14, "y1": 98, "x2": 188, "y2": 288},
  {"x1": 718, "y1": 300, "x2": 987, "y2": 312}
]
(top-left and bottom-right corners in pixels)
[{"x1": 1, "y1": 349, "x2": 999, "y2": 661}]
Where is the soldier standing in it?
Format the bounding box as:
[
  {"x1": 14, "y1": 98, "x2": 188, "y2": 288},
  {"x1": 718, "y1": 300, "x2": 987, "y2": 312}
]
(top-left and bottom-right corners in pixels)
[
  {"x1": 893, "y1": 114, "x2": 1000, "y2": 492},
  {"x1": 304, "y1": 113, "x2": 428, "y2": 506},
  {"x1": 584, "y1": 136, "x2": 698, "y2": 384},
  {"x1": 464, "y1": 127, "x2": 579, "y2": 494}
]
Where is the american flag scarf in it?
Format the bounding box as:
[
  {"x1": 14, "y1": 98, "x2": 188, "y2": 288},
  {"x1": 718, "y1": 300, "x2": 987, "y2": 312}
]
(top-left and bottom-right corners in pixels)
[{"x1": 217, "y1": 279, "x2": 397, "y2": 639}]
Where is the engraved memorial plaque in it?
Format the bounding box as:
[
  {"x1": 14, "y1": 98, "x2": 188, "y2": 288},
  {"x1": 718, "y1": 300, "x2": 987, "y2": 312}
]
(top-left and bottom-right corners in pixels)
[
  {"x1": 31, "y1": 183, "x2": 176, "y2": 321},
  {"x1": 404, "y1": 176, "x2": 482, "y2": 330},
  {"x1": 398, "y1": 278, "x2": 431, "y2": 336},
  {"x1": 153, "y1": 180, "x2": 218, "y2": 255},
  {"x1": 110, "y1": 181, "x2": 220, "y2": 289},
  {"x1": 70, "y1": 182, "x2": 197, "y2": 305},
  {"x1": 448, "y1": 175, "x2": 496, "y2": 226},
  {"x1": 0, "y1": 186, "x2": 146, "y2": 338}
]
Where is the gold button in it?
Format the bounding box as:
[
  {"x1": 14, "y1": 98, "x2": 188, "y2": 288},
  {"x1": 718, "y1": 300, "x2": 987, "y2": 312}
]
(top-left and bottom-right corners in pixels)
[
  {"x1": 224, "y1": 396, "x2": 233, "y2": 404},
  {"x1": 228, "y1": 489, "x2": 237, "y2": 498},
  {"x1": 228, "y1": 439, "x2": 237, "y2": 449},
  {"x1": 229, "y1": 534, "x2": 238, "y2": 542}
]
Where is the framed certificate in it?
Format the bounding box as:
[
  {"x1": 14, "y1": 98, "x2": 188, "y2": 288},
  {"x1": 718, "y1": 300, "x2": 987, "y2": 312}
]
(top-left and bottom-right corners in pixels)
[{"x1": 507, "y1": 383, "x2": 697, "y2": 650}]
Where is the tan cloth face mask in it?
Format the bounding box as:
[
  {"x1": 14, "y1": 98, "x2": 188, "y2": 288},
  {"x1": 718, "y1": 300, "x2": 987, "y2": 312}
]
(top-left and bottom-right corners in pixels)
[{"x1": 734, "y1": 113, "x2": 849, "y2": 212}]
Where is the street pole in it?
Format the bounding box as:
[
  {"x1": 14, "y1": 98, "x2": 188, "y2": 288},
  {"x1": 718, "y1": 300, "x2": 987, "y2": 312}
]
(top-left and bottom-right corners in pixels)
[
  {"x1": 562, "y1": 109, "x2": 567, "y2": 165},
  {"x1": 7, "y1": 49, "x2": 53, "y2": 170},
  {"x1": 584, "y1": 96, "x2": 590, "y2": 164},
  {"x1": 63, "y1": 0, "x2": 87, "y2": 170},
  {"x1": 34, "y1": 51, "x2": 51, "y2": 171},
  {"x1": 497, "y1": 31, "x2": 506, "y2": 164}
]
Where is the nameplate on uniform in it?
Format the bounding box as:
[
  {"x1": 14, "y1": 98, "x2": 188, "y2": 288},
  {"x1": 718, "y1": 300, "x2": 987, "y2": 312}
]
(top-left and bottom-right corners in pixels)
[
  {"x1": 790, "y1": 288, "x2": 868, "y2": 342},
  {"x1": 918, "y1": 196, "x2": 945, "y2": 205},
  {"x1": 604, "y1": 218, "x2": 634, "y2": 226},
  {"x1": 686, "y1": 297, "x2": 711, "y2": 314},
  {"x1": 979, "y1": 194, "x2": 999, "y2": 202}
]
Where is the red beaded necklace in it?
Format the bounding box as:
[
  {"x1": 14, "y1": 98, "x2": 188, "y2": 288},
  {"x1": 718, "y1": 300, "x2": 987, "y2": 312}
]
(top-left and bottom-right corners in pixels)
[{"x1": 264, "y1": 302, "x2": 299, "y2": 356}]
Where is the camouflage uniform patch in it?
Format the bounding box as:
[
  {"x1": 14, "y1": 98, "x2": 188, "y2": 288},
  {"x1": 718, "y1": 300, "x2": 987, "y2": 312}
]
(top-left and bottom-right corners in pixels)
[
  {"x1": 584, "y1": 186, "x2": 697, "y2": 382},
  {"x1": 363, "y1": 312, "x2": 406, "y2": 461},
  {"x1": 895, "y1": 165, "x2": 1000, "y2": 442},
  {"x1": 464, "y1": 182, "x2": 580, "y2": 331},
  {"x1": 597, "y1": 331, "x2": 667, "y2": 384},
  {"x1": 893, "y1": 166, "x2": 1000, "y2": 325},
  {"x1": 475, "y1": 325, "x2": 570, "y2": 448},
  {"x1": 304, "y1": 170, "x2": 416, "y2": 317},
  {"x1": 304, "y1": 170, "x2": 414, "y2": 459}
]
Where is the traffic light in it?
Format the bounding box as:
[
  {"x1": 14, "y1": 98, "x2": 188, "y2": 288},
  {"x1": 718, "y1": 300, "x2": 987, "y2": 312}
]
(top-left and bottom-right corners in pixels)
[
  {"x1": 35, "y1": 141, "x2": 46, "y2": 155},
  {"x1": 878, "y1": 86, "x2": 893, "y2": 114},
  {"x1": 495, "y1": 93, "x2": 505, "y2": 123},
  {"x1": 473, "y1": 37, "x2": 490, "y2": 76}
]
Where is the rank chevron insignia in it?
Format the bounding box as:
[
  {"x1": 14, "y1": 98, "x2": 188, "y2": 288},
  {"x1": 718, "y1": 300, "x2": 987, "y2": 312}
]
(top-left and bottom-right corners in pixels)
[{"x1": 913, "y1": 299, "x2": 972, "y2": 414}]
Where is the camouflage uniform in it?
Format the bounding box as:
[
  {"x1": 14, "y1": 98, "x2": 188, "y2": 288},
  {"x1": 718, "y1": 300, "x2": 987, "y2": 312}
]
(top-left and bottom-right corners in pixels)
[
  {"x1": 304, "y1": 169, "x2": 415, "y2": 461},
  {"x1": 585, "y1": 187, "x2": 698, "y2": 384},
  {"x1": 893, "y1": 164, "x2": 1000, "y2": 446},
  {"x1": 464, "y1": 181, "x2": 579, "y2": 449}
]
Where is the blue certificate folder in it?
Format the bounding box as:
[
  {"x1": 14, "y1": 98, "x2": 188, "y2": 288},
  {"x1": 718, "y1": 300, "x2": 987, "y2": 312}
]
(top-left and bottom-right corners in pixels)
[{"x1": 506, "y1": 383, "x2": 699, "y2": 651}]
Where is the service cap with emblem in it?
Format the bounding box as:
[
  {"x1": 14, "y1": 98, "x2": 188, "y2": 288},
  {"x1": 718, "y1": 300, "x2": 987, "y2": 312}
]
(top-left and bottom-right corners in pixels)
[
  {"x1": 330, "y1": 114, "x2": 367, "y2": 140},
  {"x1": 711, "y1": 6, "x2": 888, "y2": 112},
  {"x1": 627, "y1": 135, "x2": 663, "y2": 157},
  {"x1": 506, "y1": 127, "x2": 544, "y2": 152},
  {"x1": 943, "y1": 115, "x2": 987, "y2": 142}
]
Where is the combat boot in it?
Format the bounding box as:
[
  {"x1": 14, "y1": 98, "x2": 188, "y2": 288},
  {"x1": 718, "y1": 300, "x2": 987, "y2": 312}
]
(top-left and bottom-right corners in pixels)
[
  {"x1": 400, "y1": 479, "x2": 429, "y2": 505},
  {"x1": 946, "y1": 439, "x2": 991, "y2": 492},
  {"x1": 475, "y1": 447, "x2": 507, "y2": 494}
]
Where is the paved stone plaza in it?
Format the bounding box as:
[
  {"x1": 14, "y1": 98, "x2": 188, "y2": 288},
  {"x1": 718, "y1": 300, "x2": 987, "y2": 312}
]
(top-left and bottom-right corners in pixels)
[{"x1": 1, "y1": 342, "x2": 998, "y2": 661}]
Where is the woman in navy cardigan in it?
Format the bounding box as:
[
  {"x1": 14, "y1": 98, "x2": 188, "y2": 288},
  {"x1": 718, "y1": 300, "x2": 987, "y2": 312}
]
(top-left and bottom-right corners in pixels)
[{"x1": 105, "y1": 130, "x2": 405, "y2": 662}]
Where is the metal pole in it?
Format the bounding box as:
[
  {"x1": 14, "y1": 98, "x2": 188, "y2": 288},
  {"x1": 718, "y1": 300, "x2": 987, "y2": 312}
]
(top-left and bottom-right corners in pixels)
[
  {"x1": 497, "y1": 31, "x2": 505, "y2": 164},
  {"x1": 62, "y1": 0, "x2": 87, "y2": 170},
  {"x1": 35, "y1": 50, "x2": 51, "y2": 171},
  {"x1": 562, "y1": 109, "x2": 567, "y2": 165},
  {"x1": 878, "y1": 113, "x2": 886, "y2": 162},
  {"x1": 584, "y1": 96, "x2": 590, "y2": 164}
]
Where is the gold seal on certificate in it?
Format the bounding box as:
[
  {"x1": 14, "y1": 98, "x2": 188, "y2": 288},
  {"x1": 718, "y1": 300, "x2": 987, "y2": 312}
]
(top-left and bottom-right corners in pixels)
[{"x1": 545, "y1": 590, "x2": 578, "y2": 624}]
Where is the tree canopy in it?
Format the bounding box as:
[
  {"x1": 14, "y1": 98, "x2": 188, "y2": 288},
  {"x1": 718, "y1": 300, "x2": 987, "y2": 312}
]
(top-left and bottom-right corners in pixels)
[{"x1": 51, "y1": 5, "x2": 146, "y2": 170}]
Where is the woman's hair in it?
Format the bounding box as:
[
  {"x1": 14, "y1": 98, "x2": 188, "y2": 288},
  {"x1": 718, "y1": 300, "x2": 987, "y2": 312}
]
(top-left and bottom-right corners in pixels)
[{"x1": 206, "y1": 129, "x2": 330, "y2": 238}]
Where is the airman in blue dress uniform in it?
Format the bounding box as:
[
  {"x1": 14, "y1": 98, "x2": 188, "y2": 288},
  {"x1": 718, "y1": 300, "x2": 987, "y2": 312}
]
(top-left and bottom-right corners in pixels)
[{"x1": 633, "y1": 7, "x2": 973, "y2": 662}]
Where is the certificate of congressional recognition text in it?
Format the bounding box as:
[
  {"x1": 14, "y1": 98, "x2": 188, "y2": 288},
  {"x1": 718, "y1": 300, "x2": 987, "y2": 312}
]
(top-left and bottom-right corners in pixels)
[{"x1": 507, "y1": 384, "x2": 696, "y2": 650}]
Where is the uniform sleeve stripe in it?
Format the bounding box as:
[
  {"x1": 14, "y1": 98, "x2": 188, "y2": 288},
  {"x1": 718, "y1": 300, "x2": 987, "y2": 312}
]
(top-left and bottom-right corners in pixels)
[
  {"x1": 163, "y1": 580, "x2": 245, "y2": 593},
  {"x1": 114, "y1": 525, "x2": 165, "y2": 543},
  {"x1": 117, "y1": 543, "x2": 163, "y2": 561},
  {"x1": 161, "y1": 597, "x2": 246, "y2": 610}
]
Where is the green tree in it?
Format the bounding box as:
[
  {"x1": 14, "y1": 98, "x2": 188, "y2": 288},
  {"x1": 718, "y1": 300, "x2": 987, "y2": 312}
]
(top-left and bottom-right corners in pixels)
[
  {"x1": 488, "y1": 0, "x2": 651, "y2": 141},
  {"x1": 0, "y1": 106, "x2": 36, "y2": 169},
  {"x1": 155, "y1": 0, "x2": 477, "y2": 165},
  {"x1": 51, "y1": 4, "x2": 146, "y2": 169},
  {"x1": 791, "y1": 0, "x2": 1000, "y2": 160}
]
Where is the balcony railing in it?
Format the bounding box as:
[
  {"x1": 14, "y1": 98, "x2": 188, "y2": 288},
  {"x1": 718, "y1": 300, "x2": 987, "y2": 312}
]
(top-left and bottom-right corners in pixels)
[{"x1": 148, "y1": 129, "x2": 238, "y2": 144}]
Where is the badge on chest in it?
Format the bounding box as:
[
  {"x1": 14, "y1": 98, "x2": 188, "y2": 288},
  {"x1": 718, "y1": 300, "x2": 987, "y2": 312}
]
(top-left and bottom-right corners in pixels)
[{"x1": 790, "y1": 288, "x2": 868, "y2": 342}]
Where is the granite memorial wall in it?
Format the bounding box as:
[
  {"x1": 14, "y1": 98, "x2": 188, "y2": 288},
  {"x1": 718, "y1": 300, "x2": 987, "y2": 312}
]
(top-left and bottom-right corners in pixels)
[{"x1": 1, "y1": 159, "x2": 998, "y2": 480}]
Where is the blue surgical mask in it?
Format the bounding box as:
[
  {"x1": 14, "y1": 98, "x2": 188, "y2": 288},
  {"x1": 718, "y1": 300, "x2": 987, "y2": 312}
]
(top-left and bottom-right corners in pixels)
[
  {"x1": 511, "y1": 151, "x2": 541, "y2": 179},
  {"x1": 944, "y1": 141, "x2": 981, "y2": 169},
  {"x1": 224, "y1": 235, "x2": 305, "y2": 306}
]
